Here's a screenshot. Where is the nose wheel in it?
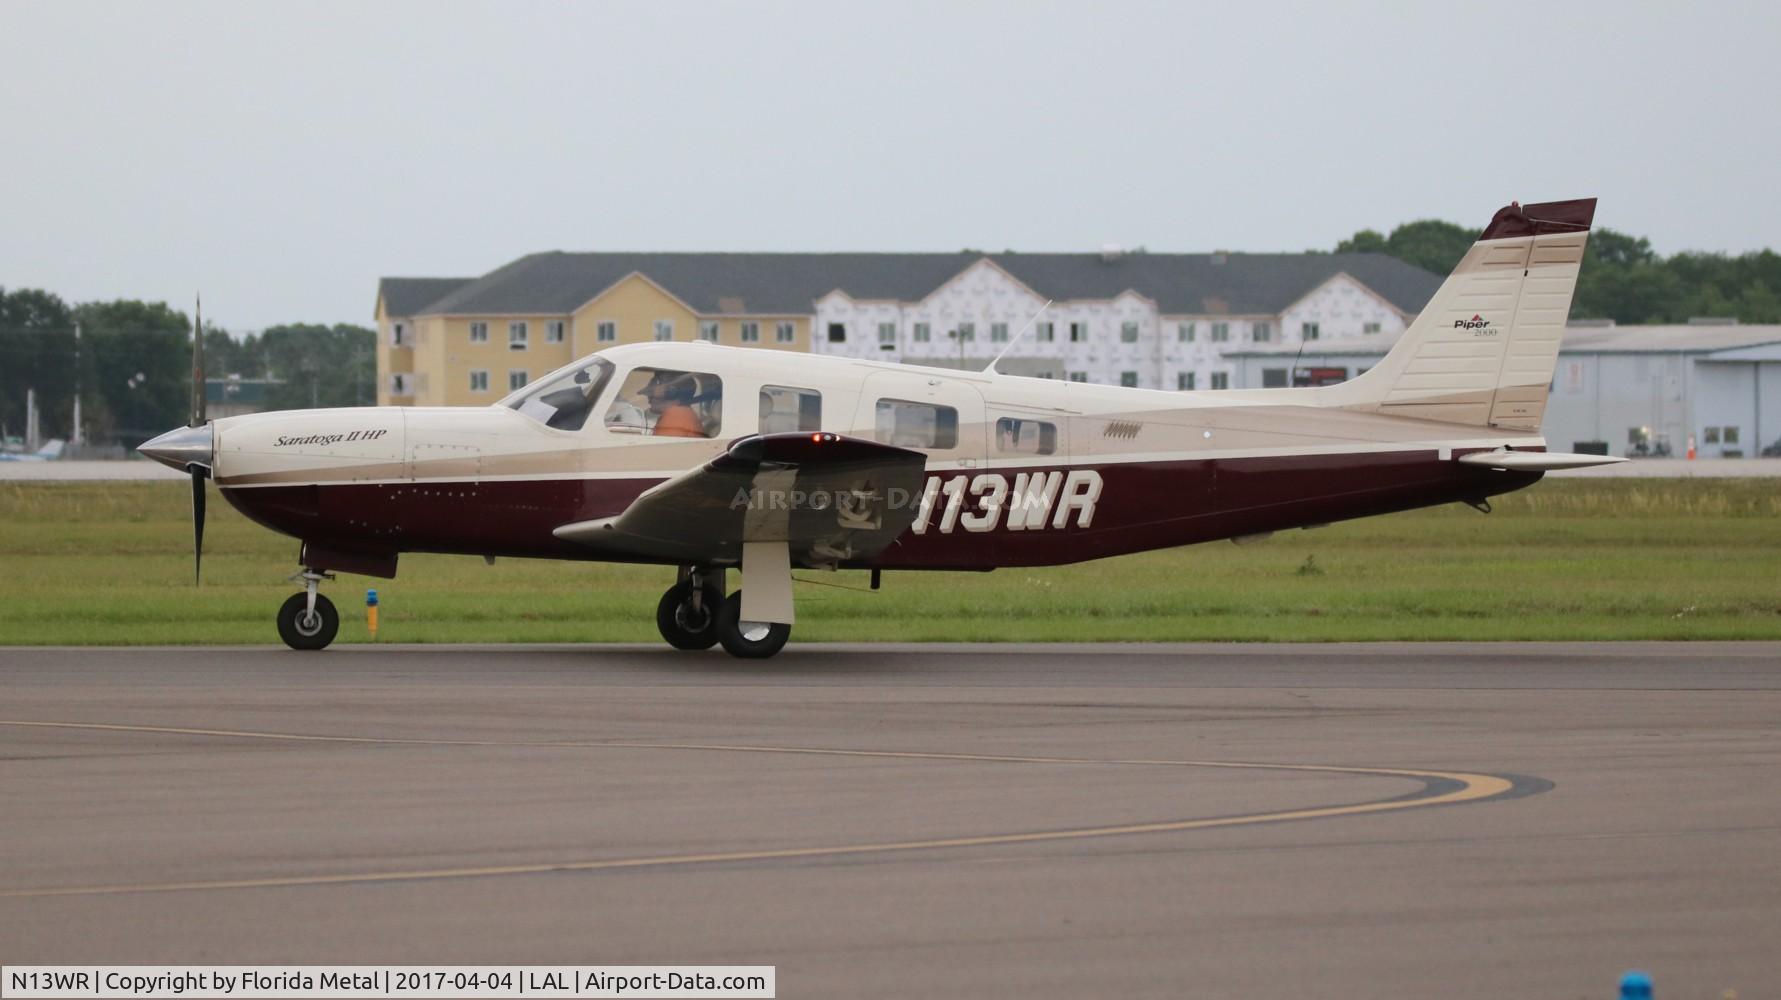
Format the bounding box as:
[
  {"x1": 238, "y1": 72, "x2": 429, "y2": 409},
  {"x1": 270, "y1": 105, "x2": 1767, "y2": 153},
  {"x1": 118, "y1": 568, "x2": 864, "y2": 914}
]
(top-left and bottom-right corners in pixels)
[{"x1": 277, "y1": 569, "x2": 339, "y2": 650}]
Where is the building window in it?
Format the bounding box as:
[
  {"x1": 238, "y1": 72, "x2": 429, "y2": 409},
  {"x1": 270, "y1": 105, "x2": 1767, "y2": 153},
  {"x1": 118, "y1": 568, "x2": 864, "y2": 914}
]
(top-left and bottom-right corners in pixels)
[
  {"x1": 741, "y1": 322, "x2": 761, "y2": 343},
  {"x1": 1068, "y1": 371, "x2": 1088, "y2": 383},
  {"x1": 913, "y1": 322, "x2": 931, "y2": 343},
  {"x1": 596, "y1": 321, "x2": 616, "y2": 343},
  {"x1": 1262, "y1": 368, "x2": 1289, "y2": 388},
  {"x1": 1178, "y1": 322, "x2": 1195, "y2": 343},
  {"x1": 1253, "y1": 322, "x2": 1272, "y2": 343},
  {"x1": 991, "y1": 322, "x2": 1009, "y2": 343},
  {"x1": 469, "y1": 321, "x2": 489, "y2": 344},
  {"x1": 699, "y1": 321, "x2": 719, "y2": 342},
  {"x1": 391, "y1": 322, "x2": 408, "y2": 347},
  {"x1": 760, "y1": 385, "x2": 822, "y2": 434},
  {"x1": 877, "y1": 322, "x2": 896, "y2": 349},
  {"x1": 956, "y1": 322, "x2": 975, "y2": 342},
  {"x1": 1036, "y1": 322, "x2": 1054, "y2": 343},
  {"x1": 1210, "y1": 372, "x2": 1229, "y2": 390},
  {"x1": 1363, "y1": 322, "x2": 1382, "y2": 334},
  {"x1": 389, "y1": 373, "x2": 411, "y2": 396},
  {"x1": 1210, "y1": 323, "x2": 1230, "y2": 343},
  {"x1": 1177, "y1": 372, "x2": 1195, "y2": 391},
  {"x1": 469, "y1": 370, "x2": 490, "y2": 393},
  {"x1": 1119, "y1": 371, "x2": 1138, "y2": 387},
  {"x1": 509, "y1": 321, "x2": 529, "y2": 350},
  {"x1": 1069, "y1": 322, "x2": 1088, "y2": 343},
  {"x1": 874, "y1": 398, "x2": 959, "y2": 449},
  {"x1": 775, "y1": 321, "x2": 794, "y2": 343},
  {"x1": 1724, "y1": 426, "x2": 1741, "y2": 445},
  {"x1": 828, "y1": 322, "x2": 846, "y2": 343},
  {"x1": 508, "y1": 369, "x2": 529, "y2": 391},
  {"x1": 1301, "y1": 322, "x2": 1320, "y2": 341},
  {"x1": 995, "y1": 417, "x2": 1058, "y2": 455},
  {"x1": 653, "y1": 320, "x2": 673, "y2": 342},
  {"x1": 545, "y1": 320, "x2": 566, "y2": 344},
  {"x1": 1120, "y1": 322, "x2": 1139, "y2": 343}
]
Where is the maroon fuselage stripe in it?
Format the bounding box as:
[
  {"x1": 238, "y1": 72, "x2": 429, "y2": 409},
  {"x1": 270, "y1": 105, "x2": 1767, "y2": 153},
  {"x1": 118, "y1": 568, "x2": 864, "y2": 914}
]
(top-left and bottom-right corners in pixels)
[{"x1": 220, "y1": 450, "x2": 1541, "y2": 573}]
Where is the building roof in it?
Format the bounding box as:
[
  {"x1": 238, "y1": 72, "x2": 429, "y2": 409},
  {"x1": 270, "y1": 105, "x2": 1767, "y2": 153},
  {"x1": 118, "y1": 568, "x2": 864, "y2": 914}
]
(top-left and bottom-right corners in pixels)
[
  {"x1": 1223, "y1": 323, "x2": 1781, "y2": 359},
  {"x1": 1560, "y1": 324, "x2": 1781, "y2": 353},
  {"x1": 385, "y1": 251, "x2": 1444, "y2": 319},
  {"x1": 378, "y1": 277, "x2": 472, "y2": 316}
]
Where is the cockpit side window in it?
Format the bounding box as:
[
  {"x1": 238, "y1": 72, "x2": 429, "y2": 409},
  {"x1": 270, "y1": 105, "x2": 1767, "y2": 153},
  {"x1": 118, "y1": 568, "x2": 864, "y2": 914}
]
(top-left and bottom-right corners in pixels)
[
  {"x1": 503, "y1": 357, "x2": 615, "y2": 431},
  {"x1": 604, "y1": 367, "x2": 724, "y2": 438}
]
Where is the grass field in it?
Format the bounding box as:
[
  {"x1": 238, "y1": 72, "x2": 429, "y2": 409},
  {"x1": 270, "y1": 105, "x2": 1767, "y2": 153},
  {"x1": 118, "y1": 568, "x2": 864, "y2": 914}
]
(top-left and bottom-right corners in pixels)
[{"x1": 1, "y1": 479, "x2": 1777, "y2": 645}]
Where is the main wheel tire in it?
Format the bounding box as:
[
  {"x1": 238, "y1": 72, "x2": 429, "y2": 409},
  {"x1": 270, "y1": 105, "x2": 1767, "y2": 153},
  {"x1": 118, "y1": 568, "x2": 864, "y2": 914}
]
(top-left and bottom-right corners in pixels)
[
  {"x1": 656, "y1": 580, "x2": 723, "y2": 650},
  {"x1": 715, "y1": 591, "x2": 791, "y2": 659},
  {"x1": 277, "y1": 592, "x2": 339, "y2": 650}
]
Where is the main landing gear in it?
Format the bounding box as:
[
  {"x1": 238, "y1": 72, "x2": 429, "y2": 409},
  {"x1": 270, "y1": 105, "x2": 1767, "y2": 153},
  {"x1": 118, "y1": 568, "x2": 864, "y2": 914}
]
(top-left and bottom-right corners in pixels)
[
  {"x1": 277, "y1": 569, "x2": 339, "y2": 650},
  {"x1": 655, "y1": 566, "x2": 791, "y2": 659}
]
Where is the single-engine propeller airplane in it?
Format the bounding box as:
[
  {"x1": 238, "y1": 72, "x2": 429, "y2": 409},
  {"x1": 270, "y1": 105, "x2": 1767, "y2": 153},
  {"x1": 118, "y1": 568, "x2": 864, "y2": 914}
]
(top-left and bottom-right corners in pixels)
[{"x1": 141, "y1": 198, "x2": 1619, "y2": 657}]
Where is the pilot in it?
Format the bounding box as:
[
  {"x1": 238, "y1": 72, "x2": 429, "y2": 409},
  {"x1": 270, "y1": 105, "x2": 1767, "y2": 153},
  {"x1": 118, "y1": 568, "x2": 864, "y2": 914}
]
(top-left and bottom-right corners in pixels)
[{"x1": 647, "y1": 374, "x2": 705, "y2": 438}]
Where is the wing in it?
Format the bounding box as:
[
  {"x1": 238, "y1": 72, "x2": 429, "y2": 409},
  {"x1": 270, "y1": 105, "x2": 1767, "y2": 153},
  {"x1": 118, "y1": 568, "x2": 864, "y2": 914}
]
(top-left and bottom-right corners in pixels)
[{"x1": 553, "y1": 432, "x2": 929, "y2": 567}]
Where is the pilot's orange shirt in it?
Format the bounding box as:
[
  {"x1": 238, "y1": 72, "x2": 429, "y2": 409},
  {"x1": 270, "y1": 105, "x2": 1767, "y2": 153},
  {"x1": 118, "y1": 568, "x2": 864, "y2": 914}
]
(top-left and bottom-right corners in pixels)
[{"x1": 652, "y1": 404, "x2": 704, "y2": 438}]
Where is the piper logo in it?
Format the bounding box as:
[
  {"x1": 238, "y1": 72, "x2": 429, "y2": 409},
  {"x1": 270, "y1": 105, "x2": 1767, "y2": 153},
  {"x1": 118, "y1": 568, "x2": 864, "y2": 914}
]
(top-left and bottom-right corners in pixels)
[{"x1": 1454, "y1": 314, "x2": 1492, "y2": 331}]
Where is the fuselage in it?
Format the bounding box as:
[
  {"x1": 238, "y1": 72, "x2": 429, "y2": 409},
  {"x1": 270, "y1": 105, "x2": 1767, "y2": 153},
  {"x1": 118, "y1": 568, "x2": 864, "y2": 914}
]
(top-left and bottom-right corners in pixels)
[{"x1": 212, "y1": 341, "x2": 1542, "y2": 574}]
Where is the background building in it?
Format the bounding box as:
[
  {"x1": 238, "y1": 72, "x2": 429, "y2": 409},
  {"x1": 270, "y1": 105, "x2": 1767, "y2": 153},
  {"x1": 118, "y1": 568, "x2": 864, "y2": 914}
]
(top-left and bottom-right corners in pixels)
[
  {"x1": 1225, "y1": 321, "x2": 1781, "y2": 458},
  {"x1": 377, "y1": 251, "x2": 1441, "y2": 405}
]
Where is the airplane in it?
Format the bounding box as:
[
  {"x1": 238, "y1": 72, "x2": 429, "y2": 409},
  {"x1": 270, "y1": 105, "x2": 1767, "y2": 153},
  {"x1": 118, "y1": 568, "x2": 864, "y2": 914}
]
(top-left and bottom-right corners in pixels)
[
  {"x1": 140, "y1": 197, "x2": 1620, "y2": 658},
  {"x1": 0, "y1": 439, "x2": 66, "y2": 462}
]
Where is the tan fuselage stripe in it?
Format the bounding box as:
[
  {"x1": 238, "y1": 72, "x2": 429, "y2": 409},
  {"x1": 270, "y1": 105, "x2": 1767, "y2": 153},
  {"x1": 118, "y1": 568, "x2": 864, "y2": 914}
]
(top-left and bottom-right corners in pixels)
[{"x1": 0, "y1": 719, "x2": 1521, "y2": 898}]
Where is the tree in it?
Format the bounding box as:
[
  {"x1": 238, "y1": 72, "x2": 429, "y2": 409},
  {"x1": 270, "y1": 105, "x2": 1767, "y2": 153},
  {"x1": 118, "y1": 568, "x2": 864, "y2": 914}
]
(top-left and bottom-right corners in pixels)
[
  {"x1": 0, "y1": 288, "x2": 77, "y2": 441},
  {"x1": 260, "y1": 324, "x2": 376, "y2": 410},
  {"x1": 75, "y1": 299, "x2": 192, "y2": 448}
]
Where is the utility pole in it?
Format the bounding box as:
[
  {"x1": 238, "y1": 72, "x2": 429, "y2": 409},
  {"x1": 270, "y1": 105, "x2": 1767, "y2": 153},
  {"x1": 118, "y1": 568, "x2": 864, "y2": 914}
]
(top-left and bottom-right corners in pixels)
[
  {"x1": 71, "y1": 321, "x2": 83, "y2": 447},
  {"x1": 25, "y1": 387, "x2": 38, "y2": 452}
]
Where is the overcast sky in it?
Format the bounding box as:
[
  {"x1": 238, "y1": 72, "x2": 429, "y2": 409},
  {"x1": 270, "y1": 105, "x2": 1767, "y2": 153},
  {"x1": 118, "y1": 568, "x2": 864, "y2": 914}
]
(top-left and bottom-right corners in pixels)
[{"x1": 2, "y1": 1, "x2": 1776, "y2": 331}]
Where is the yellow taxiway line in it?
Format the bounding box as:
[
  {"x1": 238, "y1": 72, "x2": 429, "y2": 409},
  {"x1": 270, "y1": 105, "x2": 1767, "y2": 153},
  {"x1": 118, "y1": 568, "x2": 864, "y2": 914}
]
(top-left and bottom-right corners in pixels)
[{"x1": 0, "y1": 719, "x2": 1522, "y2": 899}]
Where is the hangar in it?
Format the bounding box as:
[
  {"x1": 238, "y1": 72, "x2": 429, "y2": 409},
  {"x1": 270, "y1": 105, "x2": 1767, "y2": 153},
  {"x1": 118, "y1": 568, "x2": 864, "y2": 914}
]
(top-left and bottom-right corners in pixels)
[{"x1": 1226, "y1": 321, "x2": 1781, "y2": 459}]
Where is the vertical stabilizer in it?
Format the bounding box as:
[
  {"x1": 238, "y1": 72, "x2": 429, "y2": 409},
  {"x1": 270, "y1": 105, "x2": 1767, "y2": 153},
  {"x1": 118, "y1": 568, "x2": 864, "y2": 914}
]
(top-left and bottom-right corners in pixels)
[{"x1": 1326, "y1": 198, "x2": 1595, "y2": 429}]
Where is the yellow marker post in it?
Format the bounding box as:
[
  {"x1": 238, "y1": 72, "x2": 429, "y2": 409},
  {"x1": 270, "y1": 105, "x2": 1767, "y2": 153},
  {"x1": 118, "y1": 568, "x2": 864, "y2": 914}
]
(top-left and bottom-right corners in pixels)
[{"x1": 365, "y1": 589, "x2": 379, "y2": 641}]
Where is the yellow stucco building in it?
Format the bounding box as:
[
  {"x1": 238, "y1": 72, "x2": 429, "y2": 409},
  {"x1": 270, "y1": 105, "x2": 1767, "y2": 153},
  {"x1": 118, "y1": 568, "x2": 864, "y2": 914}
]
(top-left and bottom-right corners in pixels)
[{"x1": 377, "y1": 259, "x2": 811, "y2": 407}]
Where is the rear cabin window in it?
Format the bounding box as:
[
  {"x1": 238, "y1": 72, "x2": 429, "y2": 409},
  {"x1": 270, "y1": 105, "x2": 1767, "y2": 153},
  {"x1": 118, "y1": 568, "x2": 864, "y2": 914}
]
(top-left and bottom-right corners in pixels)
[
  {"x1": 759, "y1": 385, "x2": 822, "y2": 434},
  {"x1": 503, "y1": 357, "x2": 615, "y2": 431},
  {"x1": 875, "y1": 399, "x2": 958, "y2": 449},
  {"x1": 604, "y1": 367, "x2": 723, "y2": 438},
  {"x1": 995, "y1": 417, "x2": 1057, "y2": 455}
]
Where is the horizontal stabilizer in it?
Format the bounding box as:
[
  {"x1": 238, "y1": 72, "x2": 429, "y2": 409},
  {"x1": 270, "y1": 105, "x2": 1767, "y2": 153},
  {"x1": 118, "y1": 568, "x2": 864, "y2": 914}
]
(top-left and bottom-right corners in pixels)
[{"x1": 1456, "y1": 450, "x2": 1627, "y2": 471}]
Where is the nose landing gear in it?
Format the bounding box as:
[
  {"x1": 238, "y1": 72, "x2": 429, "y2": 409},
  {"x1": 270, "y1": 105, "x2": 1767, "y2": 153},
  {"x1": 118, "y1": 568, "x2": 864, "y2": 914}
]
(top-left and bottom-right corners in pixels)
[{"x1": 277, "y1": 569, "x2": 339, "y2": 650}]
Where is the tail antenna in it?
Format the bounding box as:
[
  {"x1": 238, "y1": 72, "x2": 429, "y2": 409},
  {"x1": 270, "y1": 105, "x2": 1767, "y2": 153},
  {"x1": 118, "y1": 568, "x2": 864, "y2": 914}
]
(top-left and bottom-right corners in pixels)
[{"x1": 984, "y1": 299, "x2": 1053, "y2": 374}]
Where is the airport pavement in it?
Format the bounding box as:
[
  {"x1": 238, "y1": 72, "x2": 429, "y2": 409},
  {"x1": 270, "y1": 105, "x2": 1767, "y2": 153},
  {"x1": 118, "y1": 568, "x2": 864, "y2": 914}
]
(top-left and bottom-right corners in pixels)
[{"x1": 1, "y1": 643, "x2": 1777, "y2": 998}]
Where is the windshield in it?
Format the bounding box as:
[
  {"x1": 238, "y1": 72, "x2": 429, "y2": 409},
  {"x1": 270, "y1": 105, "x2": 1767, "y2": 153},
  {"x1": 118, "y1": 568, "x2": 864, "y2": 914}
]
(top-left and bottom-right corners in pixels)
[{"x1": 502, "y1": 356, "x2": 616, "y2": 430}]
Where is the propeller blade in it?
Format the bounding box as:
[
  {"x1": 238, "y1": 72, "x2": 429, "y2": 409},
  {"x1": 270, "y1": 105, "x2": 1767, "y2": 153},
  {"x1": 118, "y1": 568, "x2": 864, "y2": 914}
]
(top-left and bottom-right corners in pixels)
[
  {"x1": 191, "y1": 467, "x2": 206, "y2": 585},
  {"x1": 191, "y1": 294, "x2": 206, "y2": 428}
]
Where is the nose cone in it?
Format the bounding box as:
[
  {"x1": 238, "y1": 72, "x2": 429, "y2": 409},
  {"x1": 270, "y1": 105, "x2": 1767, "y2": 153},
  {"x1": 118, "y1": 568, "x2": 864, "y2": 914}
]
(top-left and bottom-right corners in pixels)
[{"x1": 139, "y1": 424, "x2": 214, "y2": 474}]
